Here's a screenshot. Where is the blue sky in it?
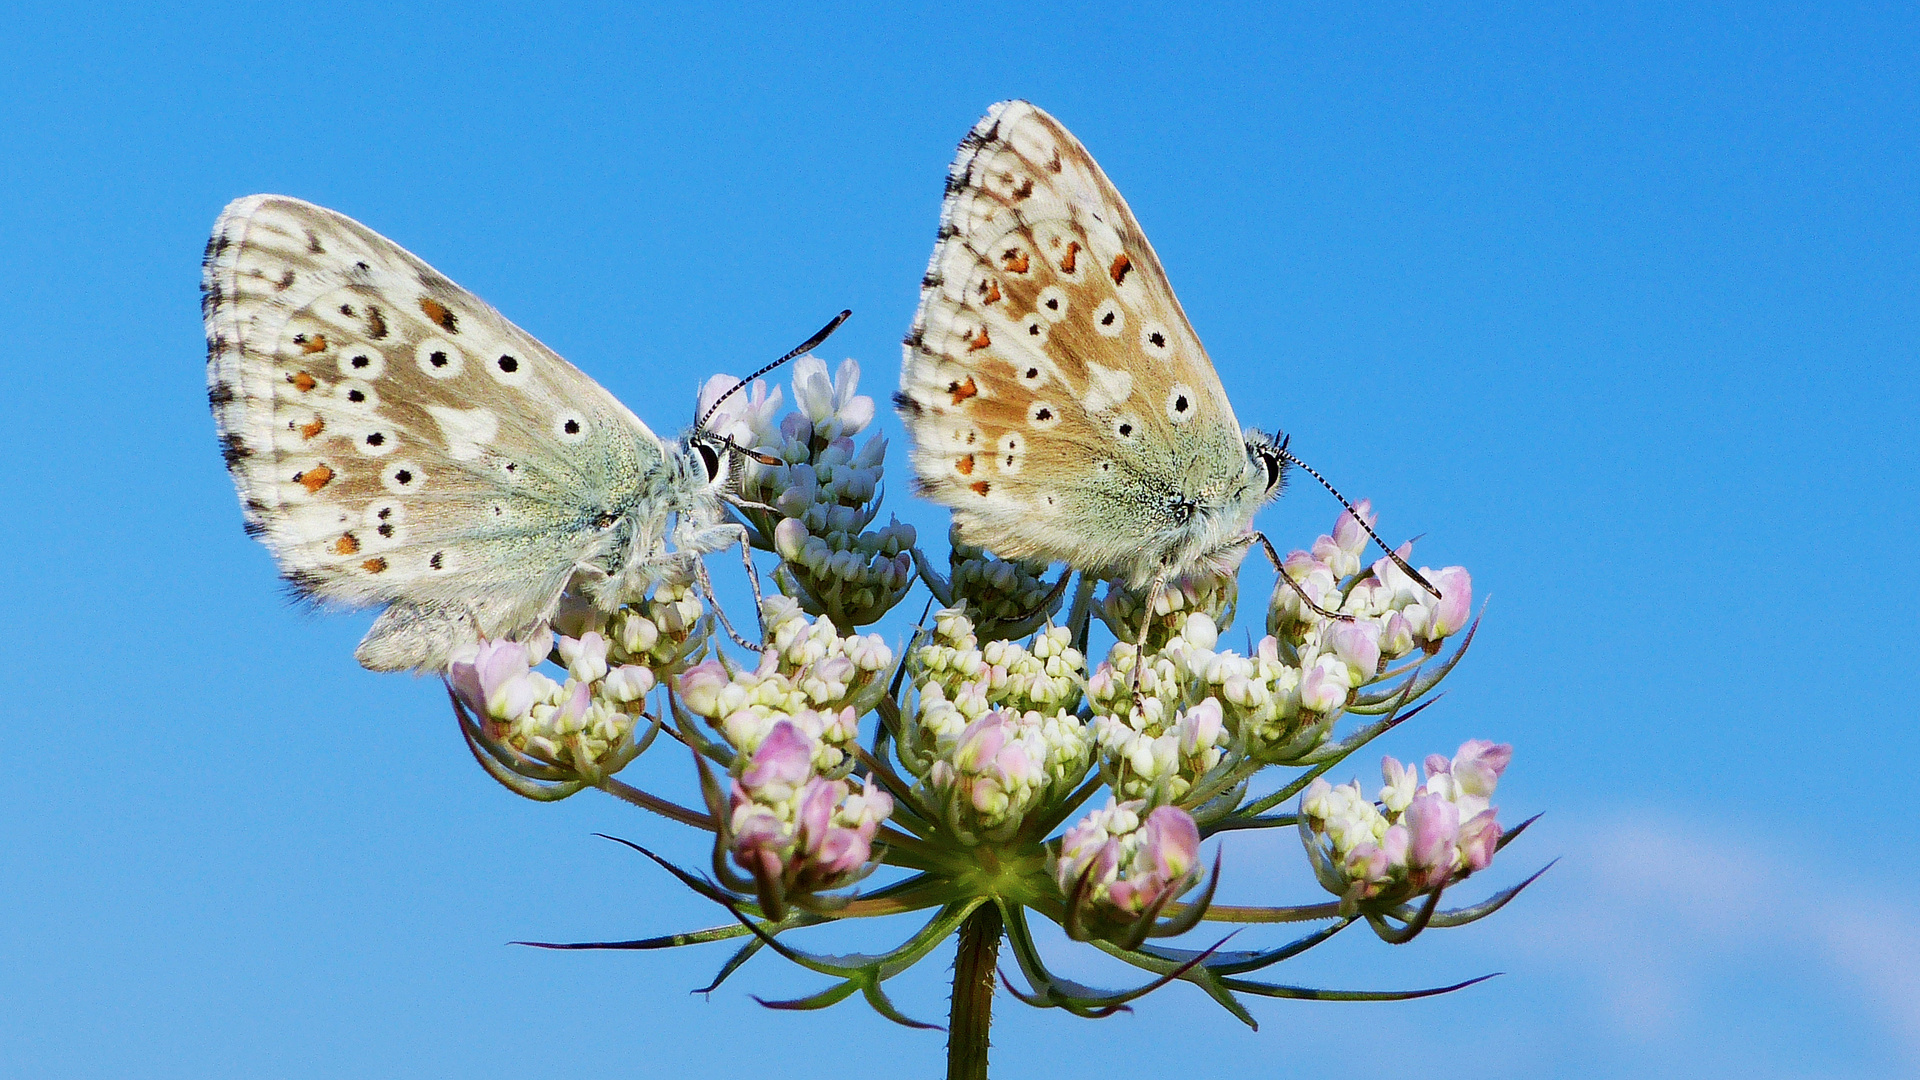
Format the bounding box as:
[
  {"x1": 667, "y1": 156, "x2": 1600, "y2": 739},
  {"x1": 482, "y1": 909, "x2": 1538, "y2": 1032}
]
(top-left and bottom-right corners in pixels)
[{"x1": 2, "y1": 3, "x2": 1915, "y2": 1076}]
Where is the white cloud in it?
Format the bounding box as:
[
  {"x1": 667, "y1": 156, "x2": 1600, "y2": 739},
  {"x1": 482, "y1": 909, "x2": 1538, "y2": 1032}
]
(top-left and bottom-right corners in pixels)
[{"x1": 1503, "y1": 810, "x2": 1920, "y2": 1066}]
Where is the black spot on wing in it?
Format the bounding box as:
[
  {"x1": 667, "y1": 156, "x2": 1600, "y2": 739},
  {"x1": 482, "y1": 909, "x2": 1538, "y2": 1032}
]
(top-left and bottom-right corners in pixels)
[{"x1": 220, "y1": 433, "x2": 250, "y2": 468}]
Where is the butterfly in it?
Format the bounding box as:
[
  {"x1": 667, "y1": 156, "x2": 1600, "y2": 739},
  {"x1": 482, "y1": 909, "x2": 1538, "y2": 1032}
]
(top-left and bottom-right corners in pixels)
[
  {"x1": 897, "y1": 101, "x2": 1292, "y2": 605},
  {"x1": 898, "y1": 102, "x2": 1432, "y2": 635},
  {"x1": 203, "y1": 195, "x2": 786, "y2": 673}
]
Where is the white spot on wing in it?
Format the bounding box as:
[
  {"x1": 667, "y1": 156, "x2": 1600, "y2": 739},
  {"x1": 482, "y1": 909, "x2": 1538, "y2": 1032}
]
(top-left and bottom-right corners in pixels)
[
  {"x1": 426, "y1": 405, "x2": 498, "y2": 461},
  {"x1": 1082, "y1": 362, "x2": 1135, "y2": 413}
]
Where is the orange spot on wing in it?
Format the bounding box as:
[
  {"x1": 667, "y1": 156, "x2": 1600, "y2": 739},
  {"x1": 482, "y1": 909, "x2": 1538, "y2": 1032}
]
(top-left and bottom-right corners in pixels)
[
  {"x1": 291, "y1": 371, "x2": 317, "y2": 392},
  {"x1": 956, "y1": 454, "x2": 975, "y2": 476},
  {"x1": 1109, "y1": 253, "x2": 1132, "y2": 285},
  {"x1": 297, "y1": 334, "x2": 328, "y2": 354},
  {"x1": 948, "y1": 377, "x2": 978, "y2": 404},
  {"x1": 1060, "y1": 242, "x2": 1079, "y2": 273},
  {"x1": 968, "y1": 328, "x2": 991, "y2": 352},
  {"x1": 362, "y1": 557, "x2": 388, "y2": 573},
  {"x1": 419, "y1": 297, "x2": 458, "y2": 332},
  {"x1": 1001, "y1": 249, "x2": 1030, "y2": 274},
  {"x1": 970, "y1": 481, "x2": 991, "y2": 496},
  {"x1": 333, "y1": 533, "x2": 360, "y2": 555},
  {"x1": 299, "y1": 418, "x2": 325, "y2": 440},
  {"x1": 295, "y1": 465, "x2": 334, "y2": 493},
  {"x1": 980, "y1": 280, "x2": 1002, "y2": 305}
]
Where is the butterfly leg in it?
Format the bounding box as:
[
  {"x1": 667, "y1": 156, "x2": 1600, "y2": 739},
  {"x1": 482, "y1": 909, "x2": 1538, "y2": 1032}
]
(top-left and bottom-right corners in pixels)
[
  {"x1": 682, "y1": 520, "x2": 767, "y2": 650},
  {"x1": 1127, "y1": 566, "x2": 1170, "y2": 705},
  {"x1": 1252, "y1": 531, "x2": 1349, "y2": 622},
  {"x1": 693, "y1": 554, "x2": 764, "y2": 651}
]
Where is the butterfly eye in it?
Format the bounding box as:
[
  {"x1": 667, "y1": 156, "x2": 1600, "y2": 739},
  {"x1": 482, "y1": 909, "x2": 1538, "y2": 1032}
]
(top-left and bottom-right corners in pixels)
[
  {"x1": 694, "y1": 441, "x2": 723, "y2": 483},
  {"x1": 594, "y1": 512, "x2": 618, "y2": 529},
  {"x1": 1261, "y1": 452, "x2": 1285, "y2": 492},
  {"x1": 1171, "y1": 501, "x2": 1196, "y2": 526}
]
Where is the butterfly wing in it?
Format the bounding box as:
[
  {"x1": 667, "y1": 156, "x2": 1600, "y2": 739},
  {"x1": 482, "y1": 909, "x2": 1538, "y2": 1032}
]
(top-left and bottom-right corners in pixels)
[
  {"x1": 204, "y1": 195, "x2": 678, "y2": 670},
  {"x1": 898, "y1": 101, "x2": 1260, "y2": 586}
]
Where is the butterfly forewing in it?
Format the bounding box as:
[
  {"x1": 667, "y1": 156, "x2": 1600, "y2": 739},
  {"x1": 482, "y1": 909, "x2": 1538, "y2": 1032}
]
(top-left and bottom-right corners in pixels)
[
  {"x1": 899, "y1": 102, "x2": 1256, "y2": 584},
  {"x1": 205, "y1": 195, "x2": 673, "y2": 668}
]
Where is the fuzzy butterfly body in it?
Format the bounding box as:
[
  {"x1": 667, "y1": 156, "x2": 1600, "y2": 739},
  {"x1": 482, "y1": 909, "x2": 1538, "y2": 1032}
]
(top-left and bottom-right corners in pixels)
[
  {"x1": 898, "y1": 101, "x2": 1287, "y2": 590},
  {"x1": 204, "y1": 196, "x2": 733, "y2": 672}
]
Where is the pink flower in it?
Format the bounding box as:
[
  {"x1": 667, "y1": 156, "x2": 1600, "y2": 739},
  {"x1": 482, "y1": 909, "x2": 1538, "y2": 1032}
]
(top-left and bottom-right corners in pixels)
[
  {"x1": 1457, "y1": 809, "x2": 1502, "y2": 873},
  {"x1": 1138, "y1": 805, "x2": 1200, "y2": 882},
  {"x1": 1379, "y1": 610, "x2": 1415, "y2": 658},
  {"x1": 1298, "y1": 656, "x2": 1350, "y2": 714},
  {"x1": 773, "y1": 516, "x2": 811, "y2": 562},
  {"x1": 551, "y1": 680, "x2": 592, "y2": 733},
  {"x1": 1333, "y1": 500, "x2": 1374, "y2": 555},
  {"x1": 1177, "y1": 698, "x2": 1225, "y2": 757},
  {"x1": 1430, "y1": 566, "x2": 1473, "y2": 638},
  {"x1": 600, "y1": 665, "x2": 655, "y2": 703},
  {"x1": 449, "y1": 639, "x2": 538, "y2": 721},
  {"x1": 558, "y1": 631, "x2": 609, "y2": 683},
  {"x1": 1056, "y1": 816, "x2": 1121, "y2": 897},
  {"x1": 674, "y1": 660, "x2": 730, "y2": 716},
  {"x1": 1450, "y1": 739, "x2": 1512, "y2": 798},
  {"x1": 740, "y1": 720, "x2": 815, "y2": 801},
  {"x1": 1404, "y1": 793, "x2": 1461, "y2": 887},
  {"x1": 1328, "y1": 619, "x2": 1382, "y2": 682}
]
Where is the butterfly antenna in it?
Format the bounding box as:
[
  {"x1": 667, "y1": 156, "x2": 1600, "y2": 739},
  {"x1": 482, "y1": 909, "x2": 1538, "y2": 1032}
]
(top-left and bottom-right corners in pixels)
[
  {"x1": 1278, "y1": 445, "x2": 1443, "y2": 599},
  {"x1": 696, "y1": 309, "x2": 853, "y2": 432}
]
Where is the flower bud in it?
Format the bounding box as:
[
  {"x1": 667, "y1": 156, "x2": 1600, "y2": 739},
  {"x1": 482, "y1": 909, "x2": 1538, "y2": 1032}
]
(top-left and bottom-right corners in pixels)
[
  {"x1": 559, "y1": 632, "x2": 610, "y2": 684},
  {"x1": 601, "y1": 665, "x2": 655, "y2": 703},
  {"x1": 1430, "y1": 566, "x2": 1473, "y2": 638},
  {"x1": 675, "y1": 660, "x2": 730, "y2": 717},
  {"x1": 740, "y1": 720, "x2": 816, "y2": 802}
]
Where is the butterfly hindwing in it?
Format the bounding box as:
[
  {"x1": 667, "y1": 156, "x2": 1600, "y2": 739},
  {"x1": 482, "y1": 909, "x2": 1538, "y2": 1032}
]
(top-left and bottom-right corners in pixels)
[
  {"x1": 204, "y1": 195, "x2": 677, "y2": 668},
  {"x1": 899, "y1": 101, "x2": 1260, "y2": 585}
]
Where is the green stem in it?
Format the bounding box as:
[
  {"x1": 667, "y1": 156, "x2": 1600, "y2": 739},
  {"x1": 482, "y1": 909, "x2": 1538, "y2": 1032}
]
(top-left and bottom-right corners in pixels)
[{"x1": 947, "y1": 902, "x2": 1003, "y2": 1080}]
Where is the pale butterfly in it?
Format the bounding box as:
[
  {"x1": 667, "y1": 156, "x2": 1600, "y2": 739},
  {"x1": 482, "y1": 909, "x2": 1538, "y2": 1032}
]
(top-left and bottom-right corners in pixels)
[
  {"x1": 204, "y1": 195, "x2": 822, "y2": 673},
  {"x1": 897, "y1": 101, "x2": 1431, "y2": 626}
]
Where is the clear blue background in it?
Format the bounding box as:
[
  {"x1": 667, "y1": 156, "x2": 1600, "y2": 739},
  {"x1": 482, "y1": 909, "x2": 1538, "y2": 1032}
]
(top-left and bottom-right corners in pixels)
[{"x1": 2, "y1": 3, "x2": 1915, "y2": 1077}]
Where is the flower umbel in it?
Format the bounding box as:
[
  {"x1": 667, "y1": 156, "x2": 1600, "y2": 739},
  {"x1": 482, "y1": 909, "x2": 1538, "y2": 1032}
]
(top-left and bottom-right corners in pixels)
[{"x1": 447, "y1": 378, "x2": 1536, "y2": 1061}]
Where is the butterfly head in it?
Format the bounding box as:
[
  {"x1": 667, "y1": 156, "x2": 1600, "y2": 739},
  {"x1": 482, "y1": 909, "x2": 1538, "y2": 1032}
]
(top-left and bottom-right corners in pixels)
[{"x1": 1245, "y1": 428, "x2": 1291, "y2": 503}]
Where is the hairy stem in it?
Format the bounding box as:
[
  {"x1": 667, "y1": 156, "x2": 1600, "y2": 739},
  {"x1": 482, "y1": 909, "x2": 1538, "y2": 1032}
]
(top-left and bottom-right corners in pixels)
[{"x1": 947, "y1": 902, "x2": 1004, "y2": 1080}]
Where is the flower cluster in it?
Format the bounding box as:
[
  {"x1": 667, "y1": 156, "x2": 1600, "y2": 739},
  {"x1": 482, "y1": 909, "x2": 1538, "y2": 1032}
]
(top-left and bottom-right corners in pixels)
[
  {"x1": 441, "y1": 357, "x2": 1533, "y2": 1045},
  {"x1": 1301, "y1": 739, "x2": 1512, "y2": 910},
  {"x1": 447, "y1": 630, "x2": 655, "y2": 774},
  {"x1": 727, "y1": 718, "x2": 895, "y2": 914},
  {"x1": 1055, "y1": 799, "x2": 1202, "y2": 920},
  {"x1": 701, "y1": 359, "x2": 916, "y2": 628},
  {"x1": 1268, "y1": 500, "x2": 1472, "y2": 659},
  {"x1": 1097, "y1": 565, "x2": 1239, "y2": 654},
  {"x1": 675, "y1": 595, "x2": 893, "y2": 771},
  {"x1": 938, "y1": 527, "x2": 1065, "y2": 639},
  {"x1": 1083, "y1": 611, "x2": 1330, "y2": 797},
  {"x1": 900, "y1": 610, "x2": 1092, "y2": 842}
]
